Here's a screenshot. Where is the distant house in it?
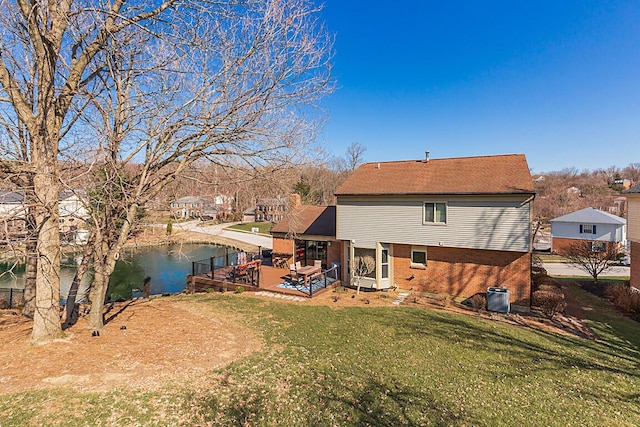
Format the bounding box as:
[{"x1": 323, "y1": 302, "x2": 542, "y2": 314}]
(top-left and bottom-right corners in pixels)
[
  {"x1": 550, "y1": 207, "x2": 626, "y2": 254},
  {"x1": 0, "y1": 191, "x2": 26, "y2": 244},
  {"x1": 623, "y1": 186, "x2": 640, "y2": 288},
  {"x1": 334, "y1": 153, "x2": 535, "y2": 308},
  {"x1": 255, "y1": 198, "x2": 287, "y2": 222},
  {"x1": 58, "y1": 190, "x2": 90, "y2": 244},
  {"x1": 614, "y1": 178, "x2": 634, "y2": 190},
  {"x1": 170, "y1": 196, "x2": 215, "y2": 220},
  {"x1": 532, "y1": 175, "x2": 545, "y2": 183}
]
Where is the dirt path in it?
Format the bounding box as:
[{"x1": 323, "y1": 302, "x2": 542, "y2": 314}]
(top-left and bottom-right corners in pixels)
[{"x1": 0, "y1": 297, "x2": 260, "y2": 395}]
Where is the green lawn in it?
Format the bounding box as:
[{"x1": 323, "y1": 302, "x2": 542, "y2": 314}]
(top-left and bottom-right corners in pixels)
[
  {"x1": 228, "y1": 221, "x2": 273, "y2": 234},
  {"x1": 2, "y1": 294, "x2": 639, "y2": 426}
]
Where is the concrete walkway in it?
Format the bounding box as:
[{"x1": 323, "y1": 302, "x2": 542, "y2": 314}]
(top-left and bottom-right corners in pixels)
[{"x1": 175, "y1": 220, "x2": 273, "y2": 249}]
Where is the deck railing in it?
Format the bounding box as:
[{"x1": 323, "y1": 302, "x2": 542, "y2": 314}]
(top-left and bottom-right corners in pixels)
[
  {"x1": 308, "y1": 264, "x2": 339, "y2": 296},
  {"x1": 0, "y1": 287, "x2": 24, "y2": 309},
  {"x1": 191, "y1": 248, "x2": 261, "y2": 287}
]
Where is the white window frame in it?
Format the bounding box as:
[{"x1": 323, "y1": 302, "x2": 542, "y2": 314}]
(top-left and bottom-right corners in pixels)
[
  {"x1": 581, "y1": 224, "x2": 593, "y2": 234},
  {"x1": 423, "y1": 202, "x2": 447, "y2": 225},
  {"x1": 410, "y1": 246, "x2": 427, "y2": 269}
]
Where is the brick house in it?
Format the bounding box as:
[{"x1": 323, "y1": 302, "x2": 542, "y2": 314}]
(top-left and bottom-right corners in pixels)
[
  {"x1": 270, "y1": 194, "x2": 343, "y2": 275},
  {"x1": 623, "y1": 186, "x2": 640, "y2": 288},
  {"x1": 334, "y1": 153, "x2": 535, "y2": 308},
  {"x1": 550, "y1": 207, "x2": 626, "y2": 254}
]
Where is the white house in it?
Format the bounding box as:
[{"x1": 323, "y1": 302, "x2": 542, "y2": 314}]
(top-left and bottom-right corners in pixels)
[{"x1": 550, "y1": 207, "x2": 626, "y2": 253}]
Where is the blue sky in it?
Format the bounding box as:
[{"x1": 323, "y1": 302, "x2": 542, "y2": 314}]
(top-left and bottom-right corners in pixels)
[{"x1": 318, "y1": 1, "x2": 640, "y2": 173}]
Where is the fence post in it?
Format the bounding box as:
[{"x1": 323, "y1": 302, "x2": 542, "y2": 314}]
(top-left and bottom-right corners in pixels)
[
  {"x1": 10, "y1": 288, "x2": 14, "y2": 309},
  {"x1": 192, "y1": 261, "x2": 196, "y2": 276},
  {"x1": 210, "y1": 256, "x2": 215, "y2": 278}
]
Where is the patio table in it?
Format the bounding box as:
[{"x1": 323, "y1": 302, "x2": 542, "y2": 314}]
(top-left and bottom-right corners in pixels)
[{"x1": 296, "y1": 265, "x2": 321, "y2": 286}]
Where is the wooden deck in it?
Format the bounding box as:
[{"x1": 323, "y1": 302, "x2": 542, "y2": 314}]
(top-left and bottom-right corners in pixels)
[{"x1": 187, "y1": 261, "x2": 339, "y2": 298}]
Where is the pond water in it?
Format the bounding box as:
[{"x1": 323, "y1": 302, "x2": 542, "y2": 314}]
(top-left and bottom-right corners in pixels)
[{"x1": 0, "y1": 243, "x2": 231, "y2": 302}]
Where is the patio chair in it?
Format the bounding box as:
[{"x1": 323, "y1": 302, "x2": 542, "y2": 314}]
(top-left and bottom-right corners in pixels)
[
  {"x1": 314, "y1": 260, "x2": 322, "y2": 269},
  {"x1": 289, "y1": 264, "x2": 299, "y2": 281}
]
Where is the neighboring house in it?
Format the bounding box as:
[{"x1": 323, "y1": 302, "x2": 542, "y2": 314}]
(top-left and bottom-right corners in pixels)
[
  {"x1": 0, "y1": 191, "x2": 26, "y2": 244},
  {"x1": 170, "y1": 196, "x2": 215, "y2": 220},
  {"x1": 255, "y1": 198, "x2": 287, "y2": 222},
  {"x1": 242, "y1": 207, "x2": 257, "y2": 223},
  {"x1": 532, "y1": 175, "x2": 545, "y2": 183},
  {"x1": 59, "y1": 190, "x2": 90, "y2": 244},
  {"x1": 550, "y1": 207, "x2": 626, "y2": 254},
  {"x1": 623, "y1": 186, "x2": 640, "y2": 288},
  {"x1": 614, "y1": 179, "x2": 634, "y2": 190},
  {"x1": 334, "y1": 153, "x2": 535, "y2": 308},
  {"x1": 270, "y1": 194, "x2": 343, "y2": 273}
]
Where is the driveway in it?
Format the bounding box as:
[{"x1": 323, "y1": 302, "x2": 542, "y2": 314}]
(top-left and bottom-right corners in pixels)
[
  {"x1": 543, "y1": 262, "x2": 630, "y2": 278},
  {"x1": 175, "y1": 220, "x2": 273, "y2": 250}
]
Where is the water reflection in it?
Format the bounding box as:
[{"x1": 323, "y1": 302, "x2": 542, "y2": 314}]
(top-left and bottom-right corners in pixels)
[{"x1": 0, "y1": 243, "x2": 231, "y2": 302}]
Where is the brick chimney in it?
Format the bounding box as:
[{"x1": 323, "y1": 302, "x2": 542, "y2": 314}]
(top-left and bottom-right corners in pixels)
[{"x1": 289, "y1": 193, "x2": 301, "y2": 210}]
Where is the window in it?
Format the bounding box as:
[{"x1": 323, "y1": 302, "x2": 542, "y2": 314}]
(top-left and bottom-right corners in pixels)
[
  {"x1": 411, "y1": 246, "x2": 427, "y2": 268},
  {"x1": 580, "y1": 224, "x2": 596, "y2": 234},
  {"x1": 424, "y1": 202, "x2": 447, "y2": 224}
]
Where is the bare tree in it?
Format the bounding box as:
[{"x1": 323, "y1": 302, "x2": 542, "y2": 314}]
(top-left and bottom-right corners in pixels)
[
  {"x1": 562, "y1": 241, "x2": 621, "y2": 284},
  {"x1": 344, "y1": 142, "x2": 366, "y2": 171},
  {"x1": 352, "y1": 254, "x2": 375, "y2": 295},
  {"x1": 0, "y1": 0, "x2": 333, "y2": 341},
  {"x1": 70, "y1": 0, "x2": 333, "y2": 330}
]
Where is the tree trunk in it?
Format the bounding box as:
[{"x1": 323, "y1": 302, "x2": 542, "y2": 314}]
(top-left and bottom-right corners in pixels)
[
  {"x1": 30, "y1": 165, "x2": 63, "y2": 343},
  {"x1": 21, "y1": 208, "x2": 37, "y2": 318},
  {"x1": 63, "y1": 236, "x2": 94, "y2": 327},
  {"x1": 87, "y1": 268, "x2": 109, "y2": 331}
]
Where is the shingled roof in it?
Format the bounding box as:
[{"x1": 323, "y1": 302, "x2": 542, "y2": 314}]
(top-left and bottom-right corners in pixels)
[
  {"x1": 623, "y1": 185, "x2": 640, "y2": 194},
  {"x1": 335, "y1": 154, "x2": 534, "y2": 196},
  {"x1": 270, "y1": 205, "x2": 335, "y2": 237}
]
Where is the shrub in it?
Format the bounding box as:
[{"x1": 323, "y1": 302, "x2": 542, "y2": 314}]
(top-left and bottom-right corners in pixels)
[
  {"x1": 605, "y1": 283, "x2": 640, "y2": 315},
  {"x1": 234, "y1": 286, "x2": 244, "y2": 294},
  {"x1": 532, "y1": 289, "x2": 566, "y2": 319},
  {"x1": 468, "y1": 294, "x2": 486, "y2": 310}
]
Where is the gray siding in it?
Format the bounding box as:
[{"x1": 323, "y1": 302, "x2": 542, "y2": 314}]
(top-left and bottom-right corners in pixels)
[
  {"x1": 337, "y1": 195, "x2": 531, "y2": 252},
  {"x1": 550, "y1": 221, "x2": 626, "y2": 243}
]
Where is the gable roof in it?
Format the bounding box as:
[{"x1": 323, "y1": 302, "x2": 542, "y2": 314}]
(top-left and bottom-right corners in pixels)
[
  {"x1": 270, "y1": 205, "x2": 335, "y2": 237},
  {"x1": 551, "y1": 207, "x2": 626, "y2": 225},
  {"x1": 334, "y1": 154, "x2": 534, "y2": 196},
  {"x1": 623, "y1": 185, "x2": 640, "y2": 195}
]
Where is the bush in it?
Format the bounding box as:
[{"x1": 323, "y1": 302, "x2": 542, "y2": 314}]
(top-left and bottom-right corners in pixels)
[
  {"x1": 532, "y1": 289, "x2": 566, "y2": 319},
  {"x1": 468, "y1": 294, "x2": 486, "y2": 310},
  {"x1": 234, "y1": 286, "x2": 244, "y2": 294},
  {"x1": 605, "y1": 283, "x2": 640, "y2": 315}
]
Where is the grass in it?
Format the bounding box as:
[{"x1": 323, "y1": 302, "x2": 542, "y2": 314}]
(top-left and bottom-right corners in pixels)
[
  {"x1": 2, "y1": 294, "x2": 640, "y2": 426},
  {"x1": 228, "y1": 221, "x2": 273, "y2": 234}
]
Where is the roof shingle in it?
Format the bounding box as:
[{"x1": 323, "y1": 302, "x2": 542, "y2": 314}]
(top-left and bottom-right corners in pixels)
[
  {"x1": 335, "y1": 154, "x2": 534, "y2": 196},
  {"x1": 270, "y1": 206, "x2": 335, "y2": 237}
]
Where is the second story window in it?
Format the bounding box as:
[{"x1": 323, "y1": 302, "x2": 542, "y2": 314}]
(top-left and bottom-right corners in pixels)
[
  {"x1": 580, "y1": 224, "x2": 596, "y2": 234},
  {"x1": 424, "y1": 202, "x2": 447, "y2": 224}
]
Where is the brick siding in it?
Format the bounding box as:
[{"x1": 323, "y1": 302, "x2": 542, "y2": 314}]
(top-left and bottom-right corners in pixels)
[
  {"x1": 393, "y1": 244, "x2": 531, "y2": 306},
  {"x1": 552, "y1": 237, "x2": 619, "y2": 254}
]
